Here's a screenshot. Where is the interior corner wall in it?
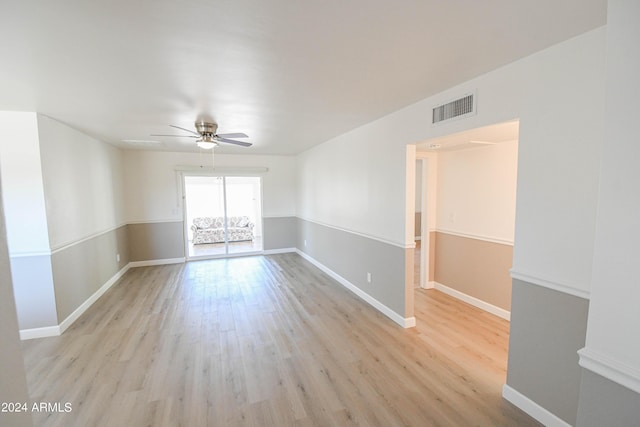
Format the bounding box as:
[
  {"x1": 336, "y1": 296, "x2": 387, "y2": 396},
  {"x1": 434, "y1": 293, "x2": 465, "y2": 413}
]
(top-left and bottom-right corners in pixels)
[
  {"x1": 37, "y1": 115, "x2": 126, "y2": 248},
  {"x1": 296, "y1": 127, "x2": 413, "y2": 321},
  {"x1": 0, "y1": 112, "x2": 51, "y2": 253},
  {"x1": 295, "y1": 26, "x2": 606, "y2": 424},
  {"x1": 37, "y1": 115, "x2": 129, "y2": 323},
  {"x1": 433, "y1": 141, "x2": 518, "y2": 311},
  {"x1": 123, "y1": 150, "x2": 297, "y2": 260},
  {"x1": 0, "y1": 111, "x2": 58, "y2": 330},
  {"x1": 577, "y1": 0, "x2": 640, "y2": 424}
]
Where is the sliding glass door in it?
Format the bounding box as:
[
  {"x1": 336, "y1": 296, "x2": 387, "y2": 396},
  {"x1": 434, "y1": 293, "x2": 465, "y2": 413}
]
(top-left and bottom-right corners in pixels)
[
  {"x1": 184, "y1": 175, "x2": 262, "y2": 259},
  {"x1": 225, "y1": 176, "x2": 263, "y2": 255}
]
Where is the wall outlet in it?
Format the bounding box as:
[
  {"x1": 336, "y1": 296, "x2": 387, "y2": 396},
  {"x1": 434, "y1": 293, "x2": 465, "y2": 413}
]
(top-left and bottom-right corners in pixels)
[
  {"x1": 367, "y1": 272, "x2": 372, "y2": 283},
  {"x1": 304, "y1": 239, "x2": 307, "y2": 247},
  {"x1": 116, "y1": 253, "x2": 120, "y2": 262}
]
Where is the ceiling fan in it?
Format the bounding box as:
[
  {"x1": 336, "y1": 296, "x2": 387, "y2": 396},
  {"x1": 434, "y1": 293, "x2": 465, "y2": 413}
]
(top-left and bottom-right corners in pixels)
[{"x1": 152, "y1": 121, "x2": 251, "y2": 149}]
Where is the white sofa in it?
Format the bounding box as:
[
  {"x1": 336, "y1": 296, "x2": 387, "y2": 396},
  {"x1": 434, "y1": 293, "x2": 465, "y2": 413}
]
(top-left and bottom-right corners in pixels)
[{"x1": 191, "y1": 216, "x2": 254, "y2": 244}]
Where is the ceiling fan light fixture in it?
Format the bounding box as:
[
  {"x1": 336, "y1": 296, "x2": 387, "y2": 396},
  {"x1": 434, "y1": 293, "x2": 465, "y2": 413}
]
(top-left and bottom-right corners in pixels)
[
  {"x1": 154, "y1": 121, "x2": 251, "y2": 148},
  {"x1": 196, "y1": 133, "x2": 219, "y2": 149},
  {"x1": 197, "y1": 140, "x2": 217, "y2": 150}
]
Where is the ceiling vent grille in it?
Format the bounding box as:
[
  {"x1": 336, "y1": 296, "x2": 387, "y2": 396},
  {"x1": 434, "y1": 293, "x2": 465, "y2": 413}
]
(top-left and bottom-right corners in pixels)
[{"x1": 432, "y1": 93, "x2": 476, "y2": 124}]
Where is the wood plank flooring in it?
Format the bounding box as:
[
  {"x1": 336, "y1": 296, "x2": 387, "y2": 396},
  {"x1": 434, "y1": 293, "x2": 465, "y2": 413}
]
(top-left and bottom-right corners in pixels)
[{"x1": 21, "y1": 253, "x2": 539, "y2": 426}]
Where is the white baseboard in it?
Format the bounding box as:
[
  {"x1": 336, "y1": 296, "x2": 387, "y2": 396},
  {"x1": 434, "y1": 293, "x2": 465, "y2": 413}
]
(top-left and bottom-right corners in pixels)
[
  {"x1": 20, "y1": 263, "x2": 132, "y2": 340},
  {"x1": 58, "y1": 263, "x2": 131, "y2": 334},
  {"x1": 502, "y1": 384, "x2": 571, "y2": 427},
  {"x1": 129, "y1": 257, "x2": 185, "y2": 267},
  {"x1": 295, "y1": 249, "x2": 415, "y2": 328},
  {"x1": 420, "y1": 281, "x2": 436, "y2": 290},
  {"x1": 433, "y1": 282, "x2": 511, "y2": 321},
  {"x1": 263, "y1": 247, "x2": 297, "y2": 255},
  {"x1": 404, "y1": 317, "x2": 416, "y2": 328},
  {"x1": 19, "y1": 325, "x2": 61, "y2": 340}
]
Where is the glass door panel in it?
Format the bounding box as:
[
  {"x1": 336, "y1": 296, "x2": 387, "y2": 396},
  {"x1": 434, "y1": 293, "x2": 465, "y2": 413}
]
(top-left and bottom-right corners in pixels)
[
  {"x1": 184, "y1": 175, "x2": 262, "y2": 259},
  {"x1": 185, "y1": 176, "x2": 227, "y2": 258},
  {"x1": 225, "y1": 176, "x2": 262, "y2": 255}
]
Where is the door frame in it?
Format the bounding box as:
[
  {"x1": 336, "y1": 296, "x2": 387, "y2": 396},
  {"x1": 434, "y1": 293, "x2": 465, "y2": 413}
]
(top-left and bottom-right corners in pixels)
[
  {"x1": 416, "y1": 154, "x2": 432, "y2": 289},
  {"x1": 181, "y1": 171, "x2": 264, "y2": 261}
]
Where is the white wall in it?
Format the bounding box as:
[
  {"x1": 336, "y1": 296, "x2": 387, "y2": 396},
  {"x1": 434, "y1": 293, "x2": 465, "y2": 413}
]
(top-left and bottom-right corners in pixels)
[
  {"x1": 297, "y1": 27, "x2": 605, "y2": 297},
  {"x1": 297, "y1": 123, "x2": 408, "y2": 247},
  {"x1": 0, "y1": 112, "x2": 58, "y2": 330},
  {"x1": 435, "y1": 141, "x2": 518, "y2": 244},
  {"x1": 124, "y1": 151, "x2": 296, "y2": 223},
  {"x1": 580, "y1": 0, "x2": 640, "y2": 393},
  {"x1": 510, "y1": 32, "x2": 605, "y2": 297},
  {"x1": 37, "y1": 115, "x2": 126, "y2": 249},
  {"x1": 0, "y1": 112, "x2": 51, "y2": 254}
]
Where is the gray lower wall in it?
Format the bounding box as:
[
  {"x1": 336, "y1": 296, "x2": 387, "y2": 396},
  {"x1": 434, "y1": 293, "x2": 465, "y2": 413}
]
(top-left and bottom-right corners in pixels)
[
  {"x1": 263, "y1": 216, "x2": 297, "y2": 250},
  {"x1": 296, "y1": 218, "x2": 409, "y2": 317},
  {"x1": 115, "y1": 225, "x2": 130, "y2": 268},
  {"x1": 506, "y1": 279, "x2": 589, "y2": 425},
  {"x1": 51, "y1": 225, "x2": 130, "y2": 322},
  {"x1": 10, "y1": 255, "x2": 58, "y2": 329},
  {"x1": 128, "y1": 221, "x2": 184, "y2": 262},
  {"x1": 128, "y1": 217, "x2": 297, "y2": 260},
  {"x1": 576, "y1": 369, "x2": 640, "y2": 426},
  {"x1": 434, "y1": 232, "x2": 513, "y2": 311}
]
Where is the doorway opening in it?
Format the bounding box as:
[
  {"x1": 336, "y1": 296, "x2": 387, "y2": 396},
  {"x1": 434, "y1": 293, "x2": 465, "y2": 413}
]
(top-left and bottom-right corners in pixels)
[
  {"x1": 183, "y1": 175, "x2": 263, "y2": 259},
  {"x1": 408, "y1": 118, "x2": 520, "y2": 404},
  {"x1": 411, "y1": 119, "x2": 519, "y2": 319}
]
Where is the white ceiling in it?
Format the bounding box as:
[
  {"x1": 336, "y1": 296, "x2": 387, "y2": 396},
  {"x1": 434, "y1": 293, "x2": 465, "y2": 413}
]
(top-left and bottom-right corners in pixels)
[{"x1": 0, "y1": 1, "x2": 606, "y2": 155}]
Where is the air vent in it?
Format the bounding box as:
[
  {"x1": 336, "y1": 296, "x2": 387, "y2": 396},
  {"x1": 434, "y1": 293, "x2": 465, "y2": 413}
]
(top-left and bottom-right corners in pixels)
[{"x1": 432, "y1": 93, "x2": 476, "y2": 124}]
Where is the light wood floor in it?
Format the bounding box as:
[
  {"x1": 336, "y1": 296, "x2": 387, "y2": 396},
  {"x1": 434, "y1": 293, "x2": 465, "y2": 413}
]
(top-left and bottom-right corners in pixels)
[
  {"x1": 188, "y1": 237, "x2": 263, "y2": 258},
  {"x1": 22, "y1": 254, "x2": 539, "y2": 426}
]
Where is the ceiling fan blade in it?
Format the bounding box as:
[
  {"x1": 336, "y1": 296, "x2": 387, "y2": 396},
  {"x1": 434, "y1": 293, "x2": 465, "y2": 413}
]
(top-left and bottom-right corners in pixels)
[
  {"x1": 169, "y1": 125, "x2": 199, "y2": 135},
  {"x1": 150, "y1": 134, "x2": 198, "y2": 138},
  {"x1": 215, "y1": 137, "x2": 252, "y2": 147},
  {"x1": 216, "y1": 132, "x2": 248, "y2": 139}
]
